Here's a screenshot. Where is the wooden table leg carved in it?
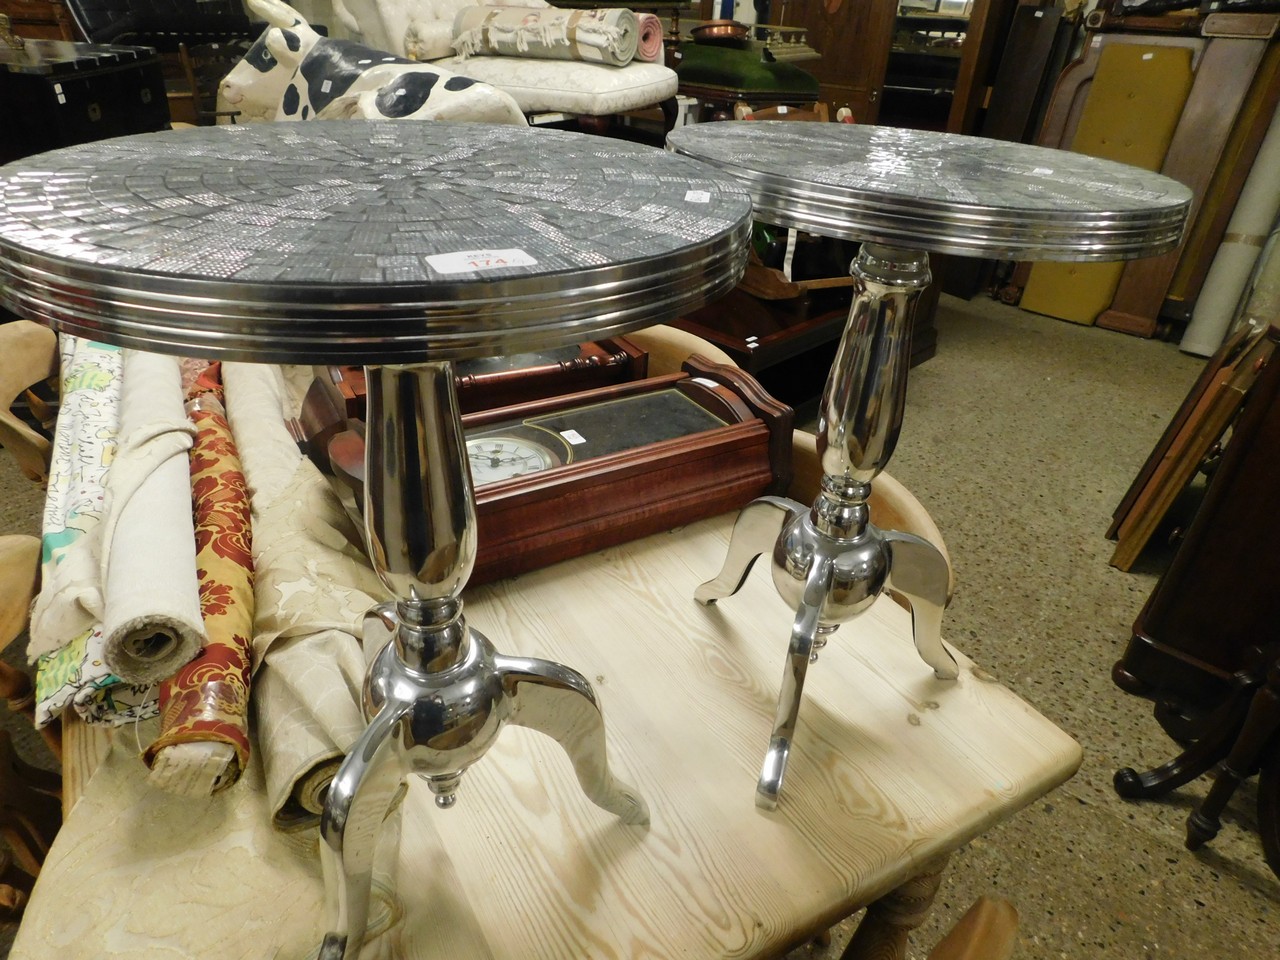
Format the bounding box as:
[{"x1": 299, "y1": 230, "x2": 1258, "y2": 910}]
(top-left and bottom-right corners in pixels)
[{"x1": 842, "y1": 853, "x2": 952, "y2": 960}]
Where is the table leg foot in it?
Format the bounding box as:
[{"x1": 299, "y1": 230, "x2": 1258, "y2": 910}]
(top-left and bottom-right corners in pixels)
[
  {"x1": 496, "y1": 653, "x2": 650, "y2": 825},
  {"x1": 1113, "y1": 683, "x2": 1256, "y2": 799},
  {"x1": 318, "y1": 705, "x2": 410, "y2": 960},
  {"x1": 757, "y1": 559, "x2": 831, "y2": 810},
  {"x1": 882, "y1": 530, "x2": 957, "y2": 680},
  {"x1": 695, "y1": 496, "x2": 801, "y2": 605}
]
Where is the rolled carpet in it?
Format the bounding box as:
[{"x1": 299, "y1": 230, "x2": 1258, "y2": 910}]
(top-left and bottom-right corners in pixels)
[
  {"x1": 635, "y1": 12, "x2": 663, "y2": 64},
  {"x1": 453, "y1": 6, "x2": 638, "y2": 66}
]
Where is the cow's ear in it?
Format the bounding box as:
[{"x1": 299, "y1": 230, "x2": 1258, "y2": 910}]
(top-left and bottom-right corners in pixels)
[{"x1": 265, "y1": 24, "x2": 312, "y2": 61}]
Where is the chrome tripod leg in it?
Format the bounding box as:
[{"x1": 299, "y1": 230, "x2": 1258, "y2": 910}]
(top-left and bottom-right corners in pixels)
[
  {"x1": 882, "y1": 530, "x2": 958, "y2": 680},
  {"x1": 757, "y1": 557, "x2": 834, "y2": 810},
  {"x1": 496, "y1": 654, "x2": 650, "y2": 825},
  {"x1": 695, "y1": 496, "x2": 802, "y2": 605},
  {"x1": 318, "y1": 704, "x2": 411, "y2": 960}
]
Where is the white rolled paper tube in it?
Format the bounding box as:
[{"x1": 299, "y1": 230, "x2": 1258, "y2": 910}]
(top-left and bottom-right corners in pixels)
[
  {"x1": 100, "y1": 350, "x2": 205, "y2": 683},
  {"x1": 1180, "y1": 240, "x2": 1265, "y2": 357},
  {"x1": 1182, "y1": 104, "x2": 1280, "y2": 356}
]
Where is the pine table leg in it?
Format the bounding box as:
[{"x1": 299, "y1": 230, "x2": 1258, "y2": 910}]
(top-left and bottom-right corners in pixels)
[{"x1": 841, "y1": 853, "x2": 951, "y2": 960}]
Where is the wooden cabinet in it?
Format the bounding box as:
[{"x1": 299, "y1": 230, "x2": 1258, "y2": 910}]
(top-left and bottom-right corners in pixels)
[
  {"x1": 880, "y1": 12, "x2": 968, "y2": 130},
  {"x1": 759, "y1": 0, "x2": 1022, "y2": 132},
  {"x1": 0, "y1": 0, "x2": 79, "y2": 40},
  {"x1": 1113, "y1": 325, "x2": 1280, "y2": 720},
  {"x1": 770, "y1": 0, "x2": 898, "y2": 122}
]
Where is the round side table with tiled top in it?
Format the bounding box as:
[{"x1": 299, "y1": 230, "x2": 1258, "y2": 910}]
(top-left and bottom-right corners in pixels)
[
  {"x1": 669, "y1": 119, "x2": 1192, "y2": 810},
  {"x1": 0, "y1": 120, "x2": 752, "y2": 959}
]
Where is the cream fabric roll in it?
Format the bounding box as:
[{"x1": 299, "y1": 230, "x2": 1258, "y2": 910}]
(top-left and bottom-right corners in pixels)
[
  {"x1": 99, "y1": 350, "x2": 205, "y2": 683},
  {"x1": 1234, "y1": 222, "x2": 1280, "y2": 337},
  {"x1": 224, "y1": 362, "x2": 389, "y2": 829},
  {"x1": 452, "y1": 6, "x2": 638, "y2": 66}
]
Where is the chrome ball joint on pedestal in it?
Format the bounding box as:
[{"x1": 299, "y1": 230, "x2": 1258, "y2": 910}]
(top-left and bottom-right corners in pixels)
[{"x1": 697, "y1": 245, "x2": 958, "y2": 811}]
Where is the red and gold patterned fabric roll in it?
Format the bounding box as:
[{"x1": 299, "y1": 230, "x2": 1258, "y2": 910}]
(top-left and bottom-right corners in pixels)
[{"x1": 143, "y1": 365, "x2": 254, "y2": 786}]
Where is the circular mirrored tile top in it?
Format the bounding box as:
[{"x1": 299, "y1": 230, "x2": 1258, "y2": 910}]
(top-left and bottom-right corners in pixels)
[
  {"x1": 0, "y1": 122, "x2": 752, "y2": 363},
  {"x1": 667, "y1": 122, "x2": 1191, "y2": 260}
]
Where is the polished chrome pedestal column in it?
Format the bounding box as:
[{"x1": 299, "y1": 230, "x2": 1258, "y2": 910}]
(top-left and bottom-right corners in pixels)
[
  {"x1": 696, "y1": 244, "x2": 957, "y2": 809},
  {"x1": 318, "y1": 363, "x2": 649, "y2": 960}
]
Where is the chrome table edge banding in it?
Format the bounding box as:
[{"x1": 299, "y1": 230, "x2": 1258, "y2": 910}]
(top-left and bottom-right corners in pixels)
[
  {"x1": 668, "y1": 120, "x2": 1192, "y2": 810},
  {"x1": 0, "y1": 121, "x2": 754, "y2": 959}
]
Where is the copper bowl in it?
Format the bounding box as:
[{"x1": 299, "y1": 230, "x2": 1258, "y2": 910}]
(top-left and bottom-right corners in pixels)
[{"x1": 691, "y1": 19, "x2": 750, "y2": 43}]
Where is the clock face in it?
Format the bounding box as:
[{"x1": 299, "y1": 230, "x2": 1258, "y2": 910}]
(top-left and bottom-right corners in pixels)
[{"x1": 466, "y1": 436, "x2": 559, "y2": 485}]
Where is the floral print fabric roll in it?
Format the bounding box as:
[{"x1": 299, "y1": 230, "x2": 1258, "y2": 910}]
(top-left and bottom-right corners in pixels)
[{"x1": 143, "y1": 369, "x2": 254, "y2": 784}]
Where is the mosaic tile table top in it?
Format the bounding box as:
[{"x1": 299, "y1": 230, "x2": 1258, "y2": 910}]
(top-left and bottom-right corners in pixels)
[
  {"x1": 0, "y1": 122, "x2": 752, "y2": 363},
  {"x1": 668, "y1": 121, "x2": 1192, "y2": 260}
]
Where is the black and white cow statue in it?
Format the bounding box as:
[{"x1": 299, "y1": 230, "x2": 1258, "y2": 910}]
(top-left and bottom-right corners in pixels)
[{"x1": 218, "y1": 0, "x2": 526, "y2": 126}]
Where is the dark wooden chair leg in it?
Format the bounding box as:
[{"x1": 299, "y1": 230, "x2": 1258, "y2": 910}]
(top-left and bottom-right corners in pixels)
[
  {"x1": 659, "y1": 96, "x2": 678, "y2": 133},
  {"x1": 1114, "y1": 681, "x2": 1257, "y2": 799},
  {"x1": 1187, "y1": 658, "x2": 1280, "y2": 852},
  {"x1": 1258, "y1": 744, "x2": 1280, "y2": 880}
]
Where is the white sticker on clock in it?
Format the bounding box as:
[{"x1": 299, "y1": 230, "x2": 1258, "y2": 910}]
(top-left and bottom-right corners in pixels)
[
  {"x1": 690, "y1": 377, "x2": 720, "y2": 388},
  {"x1": 560, "y1": 429, "x2": 587, "y2": 445},
  {"x1": 426, "y1": 249, "x2": 537, "y2": 274}
]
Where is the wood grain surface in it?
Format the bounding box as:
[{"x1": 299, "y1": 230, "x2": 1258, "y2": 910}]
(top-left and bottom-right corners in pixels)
[{"x1": 14, "y1": 515, "x2": 1080, "y2": 960}]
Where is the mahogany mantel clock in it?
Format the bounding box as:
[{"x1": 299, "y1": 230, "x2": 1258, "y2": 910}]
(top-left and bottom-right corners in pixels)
[{"x1": 325, "y1": 357, "x2": 793, "y2": 586}]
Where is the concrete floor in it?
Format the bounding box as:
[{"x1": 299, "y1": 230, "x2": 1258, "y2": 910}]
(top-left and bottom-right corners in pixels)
[
  {"x1": 2, "y1": 296, "x2": 1277, "y2": 957},
  {"x1": 782, "y1": 296, "x2": 1278, "y2": 958}
]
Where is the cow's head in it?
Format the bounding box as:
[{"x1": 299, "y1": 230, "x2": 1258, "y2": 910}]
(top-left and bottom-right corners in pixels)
[{"x1": 218, "y1": 0, "x2": 323, "y2": 122}]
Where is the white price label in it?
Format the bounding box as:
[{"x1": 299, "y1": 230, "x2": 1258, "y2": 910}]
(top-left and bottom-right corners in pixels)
[
  {"x1": 560, "y1": 429, "x2": 587, "y2": 445},
  {"x1": 685, "y1": 190, "x2": 711, "y2": 203},
  {"x1": 426, "y1": 248, "x2": 537, "y2": 274}
]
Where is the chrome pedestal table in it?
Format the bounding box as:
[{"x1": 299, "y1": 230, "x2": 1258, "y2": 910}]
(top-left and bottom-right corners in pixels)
[
  {"x1": 668, "y1": 121, "x2": 1192, "y2": 810},
  {"x1": 0, "y1": 122, "x2": 752, "y2": 959}
]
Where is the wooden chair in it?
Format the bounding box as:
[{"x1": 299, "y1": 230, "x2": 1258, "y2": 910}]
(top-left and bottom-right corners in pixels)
[
  {"x1": 0, "y1": 534, "x2": 62, "y2": 921},
  {"x1": 0, "y1": 320, "x2": 57, "y2": 485},
  {"x1": 0, "y1": 321, "x2": 64, "y2": 917},
  {"x1": 841, "y1": 891, "x2": 1019, "y2": 960},
  {"x1": 928, "y1": 896, "x2": 1019, "y2": 960},
  {"x1": 177, "y1": 40, "x2": 250, "y2": 125}
]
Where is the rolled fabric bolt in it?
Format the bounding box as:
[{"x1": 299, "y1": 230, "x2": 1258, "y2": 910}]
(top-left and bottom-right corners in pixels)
[
  {"x1": 145, "y1": 379, "x2": 255, "y2": 797},
  {"x1": 100, "y1": 350, "x2": 204, "y2": 684}
]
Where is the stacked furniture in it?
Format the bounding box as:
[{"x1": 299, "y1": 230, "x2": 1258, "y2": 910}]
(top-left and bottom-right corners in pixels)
[
  {"x1": 1011, "y1": 4, "x2": 1280, "y2": 335},
  {"x1": 1112, "y1": 323, "x2": 1280, "y2": 877}
]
